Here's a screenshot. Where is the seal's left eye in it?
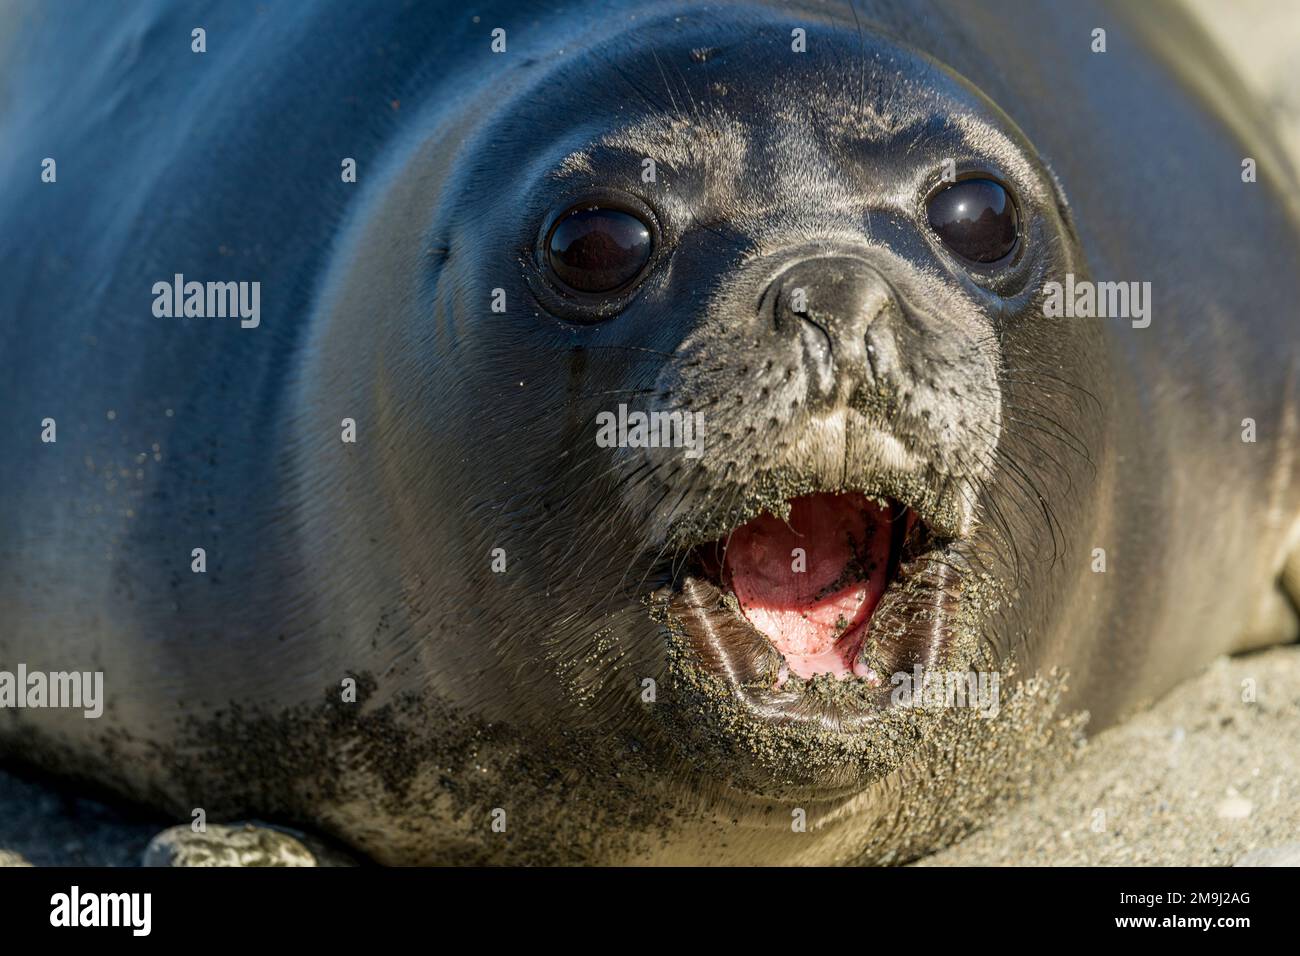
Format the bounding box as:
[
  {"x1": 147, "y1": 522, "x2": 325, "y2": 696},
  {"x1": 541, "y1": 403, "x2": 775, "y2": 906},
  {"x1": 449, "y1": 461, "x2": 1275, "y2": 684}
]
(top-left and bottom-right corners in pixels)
[
  {"x1": 926, "y1": 179, "x2": 1019, "y2": 264},
  {"x1": 546, "y1": 206, "x2": 653, "y2": 294}
]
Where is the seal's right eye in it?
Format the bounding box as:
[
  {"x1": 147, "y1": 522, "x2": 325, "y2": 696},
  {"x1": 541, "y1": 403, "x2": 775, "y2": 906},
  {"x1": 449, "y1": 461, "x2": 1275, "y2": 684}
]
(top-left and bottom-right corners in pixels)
[{"x1": 545, "y1": 206, "x2": 653, "y2": 294}]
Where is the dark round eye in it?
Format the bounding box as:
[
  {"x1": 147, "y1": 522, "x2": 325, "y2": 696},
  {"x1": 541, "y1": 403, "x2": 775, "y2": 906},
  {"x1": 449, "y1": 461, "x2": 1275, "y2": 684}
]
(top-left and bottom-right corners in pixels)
[
  {"x1": 545, "y1": 206, "x2": 653, "y2": 294},
  {"x1": 926, "y1": 178, "x2": 1019, "y2": 263}
]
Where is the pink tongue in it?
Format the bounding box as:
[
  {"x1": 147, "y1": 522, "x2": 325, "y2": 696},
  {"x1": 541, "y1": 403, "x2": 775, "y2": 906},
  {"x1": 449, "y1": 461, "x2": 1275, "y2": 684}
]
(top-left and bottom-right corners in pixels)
[{"x1": 723, "y1": 493, "x2": 893, "y2": 679}]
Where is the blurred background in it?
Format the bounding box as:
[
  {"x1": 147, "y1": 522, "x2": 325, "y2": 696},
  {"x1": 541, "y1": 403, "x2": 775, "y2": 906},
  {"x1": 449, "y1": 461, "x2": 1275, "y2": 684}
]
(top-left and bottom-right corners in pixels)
[{"x1": 1187, "y1": 0, "x2": 1300, "y2": 156}]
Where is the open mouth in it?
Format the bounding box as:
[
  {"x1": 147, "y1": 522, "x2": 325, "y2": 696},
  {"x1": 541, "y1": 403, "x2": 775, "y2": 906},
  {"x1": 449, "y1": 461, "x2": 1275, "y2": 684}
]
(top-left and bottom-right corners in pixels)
[
  {"x1": 645, "y1": 486, "x2": 971, "y2": 792},
  {"x1": 694, "y1": 492, "x2": 910, "y2": 680},
  {"x1": 664, "y1": 489, "x2": 962, "y2": 701}
]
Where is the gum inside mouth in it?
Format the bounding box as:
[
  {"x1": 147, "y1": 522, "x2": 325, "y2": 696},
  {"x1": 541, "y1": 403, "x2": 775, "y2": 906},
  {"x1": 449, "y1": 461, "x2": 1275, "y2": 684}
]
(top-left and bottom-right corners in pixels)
[{"x1": 691, "y1": 491, "x2": 916, "y2": 681}]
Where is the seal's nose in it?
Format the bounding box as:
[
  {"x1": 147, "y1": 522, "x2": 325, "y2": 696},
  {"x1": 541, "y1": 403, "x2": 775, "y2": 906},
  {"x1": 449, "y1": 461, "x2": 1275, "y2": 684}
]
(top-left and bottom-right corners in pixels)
[{"x1": 766, "y1": 256, "x2": 898, "y2": 409}]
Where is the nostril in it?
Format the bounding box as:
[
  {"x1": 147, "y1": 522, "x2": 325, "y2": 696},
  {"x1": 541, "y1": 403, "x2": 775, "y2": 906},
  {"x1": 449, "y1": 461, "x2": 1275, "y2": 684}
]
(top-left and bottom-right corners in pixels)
[{"x1": 770, "y1": 282, "x2": 813, "y2": 333}]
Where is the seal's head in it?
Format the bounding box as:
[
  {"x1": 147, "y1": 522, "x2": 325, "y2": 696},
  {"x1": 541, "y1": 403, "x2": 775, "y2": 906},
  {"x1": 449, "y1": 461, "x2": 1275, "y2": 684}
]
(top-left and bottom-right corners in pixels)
[{"x1": 313, "y1": 5, "x2": 1102, "y2": 857}]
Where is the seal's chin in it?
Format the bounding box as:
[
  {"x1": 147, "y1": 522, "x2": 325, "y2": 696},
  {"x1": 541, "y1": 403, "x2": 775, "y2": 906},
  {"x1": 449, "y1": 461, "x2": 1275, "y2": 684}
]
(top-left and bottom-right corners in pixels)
[{"x1": 692, "y1": 492, "x2": 907, "y2": 680}]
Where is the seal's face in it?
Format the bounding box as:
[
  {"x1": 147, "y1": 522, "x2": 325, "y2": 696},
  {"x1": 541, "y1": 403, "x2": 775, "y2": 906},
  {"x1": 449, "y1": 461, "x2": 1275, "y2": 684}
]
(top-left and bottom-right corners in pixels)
[{"x1": 423, "y1": 12, "x2": 1092, "y2": 808}]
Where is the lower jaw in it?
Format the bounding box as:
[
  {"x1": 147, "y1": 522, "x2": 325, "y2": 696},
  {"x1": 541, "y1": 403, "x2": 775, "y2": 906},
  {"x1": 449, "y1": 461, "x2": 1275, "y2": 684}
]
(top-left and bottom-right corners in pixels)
[{"x1": 644, "y1": 572, "x2": 962, "y2": 799}]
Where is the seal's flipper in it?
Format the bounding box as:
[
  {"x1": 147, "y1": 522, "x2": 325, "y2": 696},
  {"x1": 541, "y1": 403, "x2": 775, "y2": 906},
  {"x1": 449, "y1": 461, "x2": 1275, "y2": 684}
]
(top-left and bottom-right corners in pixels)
[{"x1": 142, "y1": 822, "x2": 358, "y2": 868}]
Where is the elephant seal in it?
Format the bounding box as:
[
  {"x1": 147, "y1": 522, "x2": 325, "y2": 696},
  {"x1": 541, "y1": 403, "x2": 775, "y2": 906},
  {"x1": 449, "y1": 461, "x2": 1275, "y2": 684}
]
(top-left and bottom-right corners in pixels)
[{"x1": 1, "y1": 0, "x2": 1298, "y2": 865}]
